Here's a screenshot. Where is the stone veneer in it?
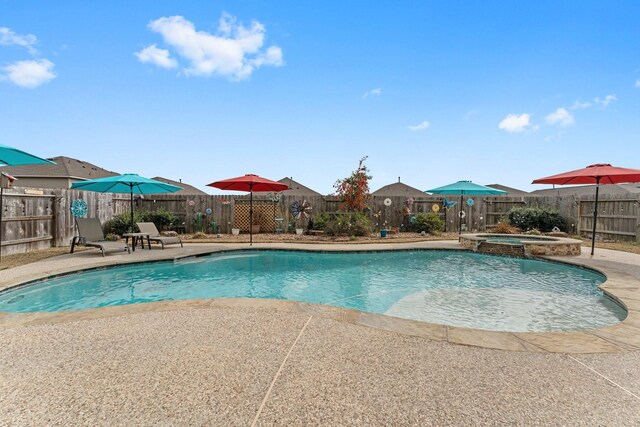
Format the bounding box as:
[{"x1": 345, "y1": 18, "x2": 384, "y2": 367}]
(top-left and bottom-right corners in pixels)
[{"x1": 460, "y1": 234, "x2": 583, "y2": 256}]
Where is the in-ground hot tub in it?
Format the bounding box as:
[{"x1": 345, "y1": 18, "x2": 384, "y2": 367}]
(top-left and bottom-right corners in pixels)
[{"x1": 459, "y1": 233, "x2": 583, "y2": 256}]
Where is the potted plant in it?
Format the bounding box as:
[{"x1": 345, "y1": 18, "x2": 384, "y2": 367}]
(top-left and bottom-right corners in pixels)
[{"x1": 229, "y1": 221, "x2": 240, "y2": 236}]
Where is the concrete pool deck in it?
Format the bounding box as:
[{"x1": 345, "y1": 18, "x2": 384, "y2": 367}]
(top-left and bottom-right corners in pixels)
[{"x1": 1, "y1": 242, "x2": 639, "y2": 424}]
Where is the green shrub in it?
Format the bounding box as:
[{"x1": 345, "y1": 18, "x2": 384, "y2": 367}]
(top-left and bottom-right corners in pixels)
[
  {"x1": 104, "y1": 208, "x2": 177, "y2": 236},
  {"x1": 324, "y1": 212, "x2": 372, "y2": 237},
  {"x1": 311, "y1": 213, "x2": 331, "y2": 231},
  {"x1": 104, "y1": 212, "x2": 137, "y2": 236},
  {"x1": 507, "y1": 207, "x2": 568, "y2": 232},
  {"x1": 412, "y1": 212, "x2": 444, "y2": 234},
  {"x1": 104, "y1": 233, "x2": 120, "y2": 242},
  {"x1": 142, "y1": 208, "x2": 177, "y2": 231}
]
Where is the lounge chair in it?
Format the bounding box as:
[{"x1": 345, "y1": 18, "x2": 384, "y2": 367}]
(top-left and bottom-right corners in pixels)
[
  {"x1": 71, "y1": 217, "x2": 130, "y2": 256},
  {"x1": 136, "y1": 222, "x2": 183, "y2": 249}
]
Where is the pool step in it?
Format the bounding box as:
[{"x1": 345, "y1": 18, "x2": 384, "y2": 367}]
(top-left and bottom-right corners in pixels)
[{"x1": 476, "y1": 241, "x2": 526, "y2": 257}]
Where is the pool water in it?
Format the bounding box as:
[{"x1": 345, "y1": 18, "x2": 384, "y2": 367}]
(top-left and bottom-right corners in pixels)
[{"x1": 0, "y1": 250, "x2": 626, "y2": 332}]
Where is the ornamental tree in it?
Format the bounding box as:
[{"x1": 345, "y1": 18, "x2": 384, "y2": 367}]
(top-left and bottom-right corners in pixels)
[{"x1": 333, "y1": 156, "x2": 372, "y2": 212}]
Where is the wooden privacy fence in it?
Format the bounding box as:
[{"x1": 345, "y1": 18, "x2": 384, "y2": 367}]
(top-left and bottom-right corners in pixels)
[
  {"x1": 2, "y1": 188, "x2": 639, "y2": 256},
  {"x1": 106, "y1": 194, "x2": 590, "y2": 235},
  {"x1": 1, "y1": 188, "x2": 113, "y2": 257},
  {"x1": 578, "y1": 195, "x2": 640, "y2": 242}
]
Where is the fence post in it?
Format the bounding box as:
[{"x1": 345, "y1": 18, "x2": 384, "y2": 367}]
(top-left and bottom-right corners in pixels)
[{"x1": 636, "y1": 196, "x2": 640, "y2": 243}]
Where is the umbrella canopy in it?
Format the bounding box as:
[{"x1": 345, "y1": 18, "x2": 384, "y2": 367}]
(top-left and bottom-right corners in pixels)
[
  {"x1": 71, "y1": 174, "x2": 183, "y2": 233},
  {"x1": 207, "y1": 174, "x2": 289, "y2": 245},
  {"x1": 532, "y1": 163, "x2": 640, "y2": 185},
  {"x1": 208, "y1": 174, "x2": 290, "y2": 193},
  {"x1": 532, "y1": 163, "x2": 640, "y2": 255},
  {"x1": 0, "y1": 144, "x2": 55, "y2": 261},
  {"x1": 426, "y1": 180, "x2": 507, "y2": 234},
  {"x1": 0, "y1": 143, "x2": 56, "y2": 167},
  {"x1": 426, "y1": 180, "x2": 508, "y2": 196}
]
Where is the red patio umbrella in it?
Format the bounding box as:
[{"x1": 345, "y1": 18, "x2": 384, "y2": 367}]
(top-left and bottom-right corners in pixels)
[
  {"x1": 532, "y1": 164, "x2": 640, "y2": 255},
  {"x1": 207, "y1": 174, "x2": 289, "y2": 245}
]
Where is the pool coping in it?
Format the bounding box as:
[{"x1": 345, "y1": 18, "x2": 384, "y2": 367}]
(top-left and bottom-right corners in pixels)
[{"x1": 0, "y1": 242, "x2": 639, "y2": 354}]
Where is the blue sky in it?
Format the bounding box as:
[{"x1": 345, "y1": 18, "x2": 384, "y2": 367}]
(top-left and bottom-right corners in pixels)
[{"x1": 1, "y1": 1, "x2": 639, "y2": 194}]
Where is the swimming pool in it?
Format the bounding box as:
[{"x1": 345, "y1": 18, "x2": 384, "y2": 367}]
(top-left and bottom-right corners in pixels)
[{"x1": 0, "y1": 250, "x2": 626, "y2": 332}]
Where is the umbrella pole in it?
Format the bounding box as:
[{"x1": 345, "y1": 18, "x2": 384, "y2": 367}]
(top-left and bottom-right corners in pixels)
[
  {"x1": 443, "y1": 199, "x2": 447, "y2": 233},
  {"x1": 130, "y1": 187, "x2": 134, "y2": 234},
  {"x1": 249, "y1": 188, "x2": 253, "y2": 246},
  {"x1": 458, "y1": 194, "x2": 463, "y2": 237},
  {"x1": 591, "y1": 177, "x2": 600, "y2": 256}
]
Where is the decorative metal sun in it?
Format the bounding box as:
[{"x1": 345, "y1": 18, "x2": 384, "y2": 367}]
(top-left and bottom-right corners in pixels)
[
  {"x1": 70, "y1": 199, "x2": 88, "y2": 218},
  {"x1": 291, "y1": 200, "x2": 312, "y2": 219}
]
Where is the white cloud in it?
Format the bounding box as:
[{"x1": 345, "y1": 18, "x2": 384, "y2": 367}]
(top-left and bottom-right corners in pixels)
[
  {"x1": 498, "y1": 113, "x2": 531, "y2": 133},
  {"x1": 408, "y1": 120, "x2": 430, "y2": 131},
  {"x1": 363, "y1": 88, "x2": 381, "y2": 98},
  {"x1": 1, "y1": 59, "x2": 56, "y2": 88},
  {"x1": 594, "y1": 94, "x2": 617, "y2": 108},
  {"x1": 636, "y1": 80, "x2": 640, "y2": 88},
  {"x1": 0, "y1": 27, "x2": 38, "y2": 54},
  {"x1": 141, "y1": 13, "x2": 283, "y2": 79},
  {"x1": 463, "y1": 109, "x2": 478, "y2": 121},
  {"x1": 135, "y1": 44, "x2": 177, "y2": 68},
  {"x1": 570, "y1": 100, "x2": 591, "y2": 110},
  {"x1": 545, "y1": 107, "x2": 574, "y2": 127}
]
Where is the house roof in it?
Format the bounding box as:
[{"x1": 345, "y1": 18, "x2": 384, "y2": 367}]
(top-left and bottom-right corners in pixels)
[
  {"x1": 278, "y1": 177, "x2": 322, "y2": 196},
  {"x1": 0, "y1": 156, "x2": 118, "y2": 180},
  {"x1": 485, "y1": 184, "x2": 529, "y2": 196},
  {"x1": 151, "y1": 176, "x2": 208, "y2": 195},
  {"x1": 530, "y1": 183, "x2": 640, "y2": 197},
  {"x1": 371, "y1": 178, "x2": 426, "y2": 198}
]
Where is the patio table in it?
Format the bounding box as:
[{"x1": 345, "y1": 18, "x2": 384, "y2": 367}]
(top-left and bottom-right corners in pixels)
[{"x1": 123, "y1": 233, "x2": 151, "y2": 251}]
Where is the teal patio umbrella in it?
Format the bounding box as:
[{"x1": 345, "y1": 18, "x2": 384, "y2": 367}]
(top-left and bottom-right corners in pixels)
[
  {"x1": 0, "y1": 144, "x2": 56, "y2": 261},
  {"x1": 71, "y1": 174, "x2": 182, "y2": 233},
  {"x1": 426, "y1": 180, "x2": 507, "y2": 235}
]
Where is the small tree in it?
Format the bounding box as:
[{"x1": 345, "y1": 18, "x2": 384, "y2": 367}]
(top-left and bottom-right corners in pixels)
[{"x1": 333, "y1": 156, "x2": 372, "y2": 212}]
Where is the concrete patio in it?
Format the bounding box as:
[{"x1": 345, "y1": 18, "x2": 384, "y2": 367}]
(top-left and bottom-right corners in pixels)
[{"x1": 1, "y1": 242, "x2": 639, "y2": 425}]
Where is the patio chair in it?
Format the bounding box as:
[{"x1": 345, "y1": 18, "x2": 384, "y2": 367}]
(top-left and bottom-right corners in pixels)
[
  {"x1": 71, "y1": 218, "x2": 130, "y2": 256},
  {"x1": 136, "y1": 222, "x2": 183, "y2": 249}
]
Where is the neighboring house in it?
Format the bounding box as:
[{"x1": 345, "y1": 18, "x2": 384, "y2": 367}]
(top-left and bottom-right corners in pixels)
[
  {"x1": 485, "y1": 184, "x2": 529, "y2": 197},
  {"x1": 278, "y1": 177, "x2": 323, "y2": 197},
  {"x1": 0, "y1": 156, "x2": 119, "y2": 189},
  {"x1": 371, "y1": 177, "x2": 426, "y2": 198},
  {"x1": 530, "y1": 183, "x2": 640, "y2": 197},
  {"x1": 151, "y1": 177, "x2": 208, "y2": 196}
]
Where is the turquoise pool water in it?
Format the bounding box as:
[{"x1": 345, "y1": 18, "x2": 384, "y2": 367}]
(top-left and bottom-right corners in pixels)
[{"x1": 0, "y1": 250, "x2": 626, "y2": 332}]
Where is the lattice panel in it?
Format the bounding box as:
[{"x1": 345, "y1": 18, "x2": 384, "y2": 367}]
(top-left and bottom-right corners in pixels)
[{"x1": 234, "y1": 203, "x2": 278, "y2": 232}]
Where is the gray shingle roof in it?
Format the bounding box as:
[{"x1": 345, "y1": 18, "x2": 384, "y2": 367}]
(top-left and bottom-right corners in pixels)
[
  {"x1": 371, "y1": 180, "x2": 426, "y2": 198},
  {"x1": 530, "y1": 183, "x2": 640, "y2": 197},
  {"x1": 485, "y1": 184, "x2": 529, "y2": 196},
  {"x1": 0, "y1": 156, "x2": 118, "y2": 179},
  {"x1": 278, "y1": 177, "x2": 322, "y2": 196},
  {"x1": 151, "y1": 177, "x2": 208, "y2": 195}
]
